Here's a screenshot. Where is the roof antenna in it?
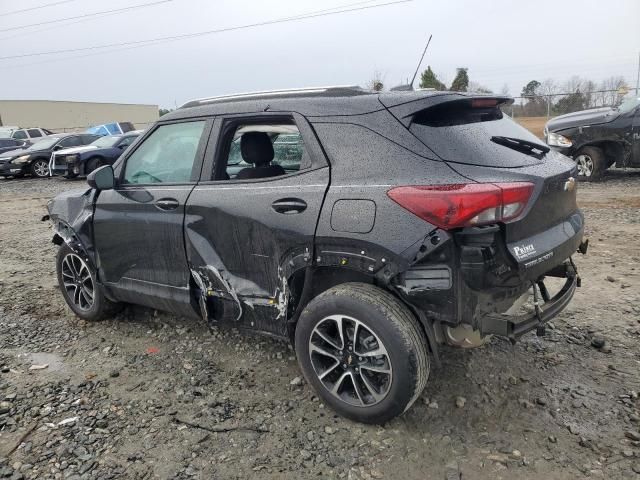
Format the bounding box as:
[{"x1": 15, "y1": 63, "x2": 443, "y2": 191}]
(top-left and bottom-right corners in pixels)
[{"x1": 390, "y1": 34, "x2": 432, "y2": 92}]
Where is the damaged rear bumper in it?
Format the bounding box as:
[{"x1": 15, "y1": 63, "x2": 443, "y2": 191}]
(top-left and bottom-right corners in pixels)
[{"x1": 478, "y1": 261, "x2": 578, "y2": 340}]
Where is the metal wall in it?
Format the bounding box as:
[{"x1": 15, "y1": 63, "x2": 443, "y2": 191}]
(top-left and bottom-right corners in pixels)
[{"x1": 0, "y1": 99, "x2": 159, "y2": 131}]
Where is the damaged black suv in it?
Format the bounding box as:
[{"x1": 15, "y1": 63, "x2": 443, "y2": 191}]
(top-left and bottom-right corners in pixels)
[{"x1": 46, "y1": 86, "x2": 586, "y2": 423}]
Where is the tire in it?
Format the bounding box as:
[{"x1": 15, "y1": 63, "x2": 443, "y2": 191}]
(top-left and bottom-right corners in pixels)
[
  {"x1": 574, "y1": 146, "x2": 607, "y2": 182},
  {"x1": 30, "y1": 158, "x2": 50, "y2": 178},
  {"x1": 85, "y1": 157, "x2": 104, "y2": 175},
  {"x1": 56, "y1": 243, "x2": 122, "y2": 321},
  {"x1": 295, "y1": 282, "x2": 429, "y2": 424}
]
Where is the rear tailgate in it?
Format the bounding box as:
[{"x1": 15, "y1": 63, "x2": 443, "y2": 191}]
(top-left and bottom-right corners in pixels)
[{"x1": 384, "y1": 93, "x2": 584, "y2": 279}]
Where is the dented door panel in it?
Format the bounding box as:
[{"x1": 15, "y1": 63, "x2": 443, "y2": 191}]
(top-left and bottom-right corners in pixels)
[{"x1": 185, "y1": 168, "x2": 329, "y2": 336}]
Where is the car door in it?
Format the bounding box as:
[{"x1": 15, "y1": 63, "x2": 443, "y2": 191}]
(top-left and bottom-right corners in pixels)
[
  {"x1": 93, "y1": 118, "x2": 212, "y2": 316},
  {"x1": 185, "y1": 113, "x2": 330, "y2": 336}
]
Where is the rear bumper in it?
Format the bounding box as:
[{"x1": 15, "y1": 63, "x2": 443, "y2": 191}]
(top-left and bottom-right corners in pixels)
[{"x1": 478, "y1": 261, "x2": 578, "y2": 340}]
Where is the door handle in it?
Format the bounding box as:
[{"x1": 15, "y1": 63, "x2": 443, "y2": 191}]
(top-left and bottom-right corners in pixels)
[
  {"x1": 155, "y1": 198, "x2": 179, "y2": 211},
  {"x1": 271, "y1": 198, "x2": 307, "y2": 214}
]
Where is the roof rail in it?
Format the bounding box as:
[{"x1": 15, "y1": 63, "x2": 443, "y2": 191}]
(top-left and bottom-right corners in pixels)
[{"x1": 180, "y1": 85, "x2": 367, "y2": 108}]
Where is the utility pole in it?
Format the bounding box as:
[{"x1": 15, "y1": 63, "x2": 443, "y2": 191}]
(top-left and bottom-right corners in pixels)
[{"x1": 636, "y1": 51, "x2": 640, "y2": 94}]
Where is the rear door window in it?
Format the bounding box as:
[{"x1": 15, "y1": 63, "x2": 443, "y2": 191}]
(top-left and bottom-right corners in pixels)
[
  {"x1": 220, "y1": 122, "x2": 309, "y2": 180},
  {"x1": 406, "y1": 99, "x2": 546, "y2": 167},
  {"x1": 123, "y1": 121, "x2": 206, "y2": 184},
  {"x1": 58, "y1": 136, "x2": 81, "y2": 148},
  {"x1": 27, "y1": 129, "x2": 42, "y2": 138}
]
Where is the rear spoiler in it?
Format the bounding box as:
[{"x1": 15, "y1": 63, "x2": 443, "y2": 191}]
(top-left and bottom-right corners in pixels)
[{"x1": 380, "y1": 93, "x2": 513, "y2": 127}]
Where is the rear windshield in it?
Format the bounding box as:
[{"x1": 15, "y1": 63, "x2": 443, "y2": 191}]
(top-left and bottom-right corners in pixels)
[{"x1": 409, "y1": 101, "x2": 546, "y2": 167}]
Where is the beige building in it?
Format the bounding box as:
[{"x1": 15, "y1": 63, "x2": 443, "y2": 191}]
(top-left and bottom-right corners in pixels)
[{"x1": 0, "y1": 99, "x2": 159, "y2": 132}]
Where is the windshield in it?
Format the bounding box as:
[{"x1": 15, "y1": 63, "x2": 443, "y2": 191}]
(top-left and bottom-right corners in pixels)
[
  {"x1": 27, "y1": 137, "x2": 60, "y2": 150},
  {"x1": 617, "y1": 94, "x2": 640, "y2": 114},
  {"x1": 91, "y1": 136, "x2": 121, "y2": 148}
]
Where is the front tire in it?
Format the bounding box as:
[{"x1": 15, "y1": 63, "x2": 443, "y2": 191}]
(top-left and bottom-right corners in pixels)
[
  {"x1": 56, "y1": 244, "x2": 122, "y2": 321},
  {"x1": 85, "y1": 157, "x2": 104, "y2": 175},
  {"x1": 574, "y1": 146, "x2": 606, "y2": 182},
  {"x1": 295, "y1": 283, "x2": 429, "y2": 424},
  {"x1": 30, "y1": 159, "x2": 50, "y2": 178}
]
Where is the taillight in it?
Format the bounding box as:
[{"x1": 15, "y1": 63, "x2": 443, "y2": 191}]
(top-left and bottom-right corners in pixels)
[{"x1": 387, "y1": 182, "x2": 534, "y2": 230}]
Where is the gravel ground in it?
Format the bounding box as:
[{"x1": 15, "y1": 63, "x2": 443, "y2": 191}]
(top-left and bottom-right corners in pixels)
[{"x1": 0, "y1": 171, "x2": 639, "y2": 480}]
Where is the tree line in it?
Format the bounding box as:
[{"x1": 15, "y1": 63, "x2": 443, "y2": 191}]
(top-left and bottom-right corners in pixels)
[{"x1": 368, "y1": 66, "x2": 632, "y2": 116}]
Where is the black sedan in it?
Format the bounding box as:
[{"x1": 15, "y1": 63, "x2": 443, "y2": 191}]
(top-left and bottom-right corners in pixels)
[
  {"x1": 50, "y1": 131, "x2": 141, "y2": 178},
  {"x1": 0, "y1": 133, "x2": 100, "y2": 178},
  {"x1": 0, "y1": 138, "x2": 28, "y2": 155}
]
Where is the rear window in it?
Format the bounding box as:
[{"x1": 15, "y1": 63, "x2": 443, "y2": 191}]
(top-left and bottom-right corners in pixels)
[{"x1": 409, "y1": 100, "x2": 545, "y2": 167}]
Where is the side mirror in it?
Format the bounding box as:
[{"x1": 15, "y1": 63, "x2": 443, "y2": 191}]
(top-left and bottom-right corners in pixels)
[
  {"x1": 54, "y1": 144, "x2": 65, "y2": 150},
  {"x1": 87, "y1": 165, "x2": 115, "y2": 191}
]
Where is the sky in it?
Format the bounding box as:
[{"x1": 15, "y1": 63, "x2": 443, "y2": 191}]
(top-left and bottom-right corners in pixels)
[{"x1": 0, "y1": 0, "x2": 639, "y2": 109}]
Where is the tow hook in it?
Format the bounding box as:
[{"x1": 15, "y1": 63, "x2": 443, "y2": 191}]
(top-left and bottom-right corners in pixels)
[
  {"x1": 531, "y1": 281, "x2": 546, "y2": 337},
  {"x1": 577, "y1": 239, "x2": 589, "y2": 255}
]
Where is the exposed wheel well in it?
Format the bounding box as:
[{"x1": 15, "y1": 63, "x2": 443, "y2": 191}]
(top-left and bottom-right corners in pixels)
[
  {"x1": 286, "y1": 266, "x2": 439, "y2": 364},
  {"x1": 286, "y1": 266, "x2": 373, "y2": 342}
]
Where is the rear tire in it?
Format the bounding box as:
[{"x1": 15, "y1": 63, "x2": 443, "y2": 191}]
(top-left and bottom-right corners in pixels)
[
  {"x1": 295, "y1": 283, "x2": 429, "y2": 424},
  {"x1": 574, "y1": 146, "x2": 606, "y2": 182},
  {"x1": 56, "y1": 244, "x2": 122, "y2": 321}
]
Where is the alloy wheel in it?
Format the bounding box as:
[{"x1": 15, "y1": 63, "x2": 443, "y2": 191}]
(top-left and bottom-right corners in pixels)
[
  {"x1": 33, "y1": 160, "x2": 50, "y2": 177},
  {"x1": 61, "y1": 253, "x2": 94, "y2": 311},
  {"x1": 308, "y1": 314, "x2": 392, "y2": 407},
  {"x1": 575, "y1": 154, "x2": 593, "y2": 177}
]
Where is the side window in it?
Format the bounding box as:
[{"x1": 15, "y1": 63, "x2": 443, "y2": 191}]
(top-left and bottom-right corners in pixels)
[
  {"x1": 27, "y1": 129, "x2": 42, "y2": 138},
  {"x1": 81, "y1": 135, "x2": 100, "y2": 144},
  {"x1": 123, "y1": 121, "x2": 205, "y2": 184},
  {"x1": 58, "y1": 136, "x2": 81, "y2": 148},
  {"x1": 219, "y1": 121, "x2": 308, "y2": 181},
  {"x1": 118, "y1": 136, "x2": 136, "y2": 148},
  {"x1": 12, "y1": 130, "x2": 27, "y2": 140}
]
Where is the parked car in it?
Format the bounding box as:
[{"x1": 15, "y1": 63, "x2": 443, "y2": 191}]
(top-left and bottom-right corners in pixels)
[
  {"x1": 86, "y1": 122, "x2": 135, "y2": 136},
  {"x1": 50, "y1": 131, "x2": 142, "y2": 178},
  {"x1": 46, "y1": 86, "x2": 587, "y2": 423},
  {"x1": 0, "y1": 133, "x2": 100, "y2": 178},
  {"x1": 0, "y1": 126, "x2": 21, "y2": 139},
  {"x1": 0, "y1": 138, "x2": 28, "y2": 155},
  {"x1": 10, "y1": 127, "x2": 55, "y2": 142},
  {"x1": 544, "y1": 93, "x2": 640, "y2": 181}
]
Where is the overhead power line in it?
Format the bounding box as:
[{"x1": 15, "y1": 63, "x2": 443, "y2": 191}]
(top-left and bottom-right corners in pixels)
[
  {"x1": 0, "y1": 0, "x2": 77, "y2": 17},
  {"x1": 0, "y1": 0, "x2": 174, "y2": 33},
  {"x1": 0, "y1": 0, "x2": 412, "y2": 61}
]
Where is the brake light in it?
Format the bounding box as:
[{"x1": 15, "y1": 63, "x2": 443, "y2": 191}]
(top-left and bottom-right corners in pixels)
[
  {"x1": 387, "y1": 182, "x2": 534, "y2": 230},
  {"x1": 471, "y1": 98, "x2": 499, "y2": 108}
]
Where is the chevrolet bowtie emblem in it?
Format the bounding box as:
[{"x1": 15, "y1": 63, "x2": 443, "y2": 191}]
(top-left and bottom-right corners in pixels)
[{"x1": 564, "y1": 177, "x2": 576, "y2": 192}]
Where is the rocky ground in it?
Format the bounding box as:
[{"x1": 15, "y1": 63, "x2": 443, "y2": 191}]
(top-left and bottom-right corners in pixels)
[{"x1": 0, "y1": 171, "x2": 639, "y2": 480}]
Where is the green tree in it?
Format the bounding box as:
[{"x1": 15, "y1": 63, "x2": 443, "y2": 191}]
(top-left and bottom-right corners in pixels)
[
  {"x1": 521, "y1": 80, "x2": 541, "y2": 98},
  {"x1": 554, "y1": 92, "x2": 586, "y2": 114},
  {"x1": 419, "y1": 66, "x2": 446, "y2": 90},
  {"x1": 159, "y1": 108, "x2": 173, "y2": 116},
  {"x1": 450, "y1": 68, "x2": 469, "y2": 92}
]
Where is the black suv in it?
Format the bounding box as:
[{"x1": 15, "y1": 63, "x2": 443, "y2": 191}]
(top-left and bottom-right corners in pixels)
[
  {"x1": 46, "y1": 87, "x2": 586, "y2": 423},
  {"x1": 544, "y1": 93, "x2": 640, "y2": 181}
]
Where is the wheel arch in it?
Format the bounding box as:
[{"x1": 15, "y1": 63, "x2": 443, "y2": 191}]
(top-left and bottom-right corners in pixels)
[
  {"x1": 285, "y1": 266, "x2": 440, "y2": 365},
  {"x1": 575, "y1": 140, "x2": 624, "y2": 166}
]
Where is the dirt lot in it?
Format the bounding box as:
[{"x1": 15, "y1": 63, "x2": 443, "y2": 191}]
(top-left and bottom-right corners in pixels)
[
  {"x1": 0, "y1": 171, "x2": 639, "y2": 480},
  {"x1": 514, "y1": 116, "x2": 548, "y2": 139}
]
